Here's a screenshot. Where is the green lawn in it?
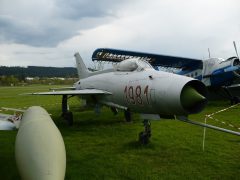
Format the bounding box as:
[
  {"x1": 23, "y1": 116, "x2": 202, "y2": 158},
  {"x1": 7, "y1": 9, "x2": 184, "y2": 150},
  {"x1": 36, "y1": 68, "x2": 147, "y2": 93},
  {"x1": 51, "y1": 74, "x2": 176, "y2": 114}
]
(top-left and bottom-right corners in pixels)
[{"x1": 0, "y1": 85, "x2": 240, "y2": 179}]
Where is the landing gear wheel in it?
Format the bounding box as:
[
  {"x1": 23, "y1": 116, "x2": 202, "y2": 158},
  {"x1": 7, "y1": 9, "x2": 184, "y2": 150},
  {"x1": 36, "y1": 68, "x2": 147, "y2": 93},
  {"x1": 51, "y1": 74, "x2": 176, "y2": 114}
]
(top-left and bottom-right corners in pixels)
[
  {"x1": 231, "y1": 96, "x2": 240, "y2": 105},
  {"x1": 138, "y1": 119, "x2": 151, "y2": 145},
  {"x1": 124, "y1": 109, "x2": 132, "y2": 122},
  {"x1": 139, "y1": 132, "x2": 150, "y2": 144},
  {"x1": 64, "y1": 112, "x2": 73, "y2": 126},
  {"x1": 62, "y1": 95, "x2": 68, "y2": 114},
  {"x1": 223, "y1": 87, "x2": 240, "y2": 105}
]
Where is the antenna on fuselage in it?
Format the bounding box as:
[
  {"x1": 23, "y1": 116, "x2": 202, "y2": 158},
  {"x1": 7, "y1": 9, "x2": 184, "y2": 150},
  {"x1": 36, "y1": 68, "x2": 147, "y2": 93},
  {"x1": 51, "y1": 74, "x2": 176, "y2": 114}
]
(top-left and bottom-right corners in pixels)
[
  {"x1": 233, "y1": 41, "x2": 239, "y2": 59},
  {"x1": 208, "y1": 48, "x2": 211, "y2": 58}
]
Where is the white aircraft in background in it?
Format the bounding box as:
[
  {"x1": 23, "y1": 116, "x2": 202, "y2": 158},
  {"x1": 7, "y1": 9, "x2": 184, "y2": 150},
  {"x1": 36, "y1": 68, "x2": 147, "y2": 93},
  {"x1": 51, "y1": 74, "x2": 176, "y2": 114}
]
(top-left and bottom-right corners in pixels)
[{"x1": 0, "y1": 107, "x2": 24, "y2": 130}]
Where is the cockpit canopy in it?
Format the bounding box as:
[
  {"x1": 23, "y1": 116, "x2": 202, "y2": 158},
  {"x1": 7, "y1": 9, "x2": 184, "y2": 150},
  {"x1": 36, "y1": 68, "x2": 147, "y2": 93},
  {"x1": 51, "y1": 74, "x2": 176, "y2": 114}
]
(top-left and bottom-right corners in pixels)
[{"x1": 115, "y1": 58, "x2": 154, "y2": 72}]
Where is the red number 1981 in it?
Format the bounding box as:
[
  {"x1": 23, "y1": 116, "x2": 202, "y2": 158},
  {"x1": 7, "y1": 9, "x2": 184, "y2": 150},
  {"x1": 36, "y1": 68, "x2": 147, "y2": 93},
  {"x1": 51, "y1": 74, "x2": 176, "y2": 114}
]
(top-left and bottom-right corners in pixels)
[{"x1": 124, "y1": 85, "x2": 149, "y2": 105}]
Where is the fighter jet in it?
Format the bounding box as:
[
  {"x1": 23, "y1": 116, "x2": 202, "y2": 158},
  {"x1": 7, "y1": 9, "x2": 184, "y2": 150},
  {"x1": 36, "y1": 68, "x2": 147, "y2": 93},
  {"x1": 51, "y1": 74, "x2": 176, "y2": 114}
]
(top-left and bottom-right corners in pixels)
[{"x1": 29, "y1": 52, "x2": 240, "y2": 143}]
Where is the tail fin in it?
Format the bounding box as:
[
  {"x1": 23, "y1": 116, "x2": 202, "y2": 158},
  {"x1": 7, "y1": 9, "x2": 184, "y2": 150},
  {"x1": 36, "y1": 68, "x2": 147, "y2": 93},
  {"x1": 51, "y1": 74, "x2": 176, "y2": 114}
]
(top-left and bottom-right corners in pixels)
[{"x1": 74, "y1": 52, "x2": 90, "y2": 79}]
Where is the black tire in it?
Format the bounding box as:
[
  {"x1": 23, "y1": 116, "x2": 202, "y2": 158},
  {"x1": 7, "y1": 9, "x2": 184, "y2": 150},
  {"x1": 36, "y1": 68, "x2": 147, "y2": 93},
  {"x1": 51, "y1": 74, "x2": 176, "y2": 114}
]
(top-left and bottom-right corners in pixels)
[
  {"x1": 231, "y1": 96, "x2": 240, "y2": 105},
  {"x1": 139, "y1": 132, "x2": 150, "y2": 144},
  {"x1": 124, "y1": 109, "x2": 132, "y2": 122},
  {"x1": 64, "y1": 112, "x2": 73, "y2": 126}
]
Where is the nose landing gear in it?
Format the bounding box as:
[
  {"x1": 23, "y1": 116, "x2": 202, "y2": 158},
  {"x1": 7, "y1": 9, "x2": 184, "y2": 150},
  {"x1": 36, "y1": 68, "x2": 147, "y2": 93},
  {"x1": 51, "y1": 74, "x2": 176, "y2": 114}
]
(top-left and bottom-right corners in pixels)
[
  {"x1": 124, "y1": 109, "x2": 132, "y2": 122},
  {"x1": 139, "y1": 119, "x2": 151, "y2": 144}
]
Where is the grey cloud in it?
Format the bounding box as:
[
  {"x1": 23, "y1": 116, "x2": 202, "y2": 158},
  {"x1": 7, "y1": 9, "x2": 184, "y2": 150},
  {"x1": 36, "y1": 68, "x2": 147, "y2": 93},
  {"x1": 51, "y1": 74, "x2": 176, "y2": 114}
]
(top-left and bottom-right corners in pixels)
[
  {"x1": 0, "y1": 0, "x2": 130, "y2": 47},
  {"x1": 55, "y1": 0, "x2": 120, "y2": 19},
  {"x1": 0, "y1": 16, "x2": 75, "y2": 46}
]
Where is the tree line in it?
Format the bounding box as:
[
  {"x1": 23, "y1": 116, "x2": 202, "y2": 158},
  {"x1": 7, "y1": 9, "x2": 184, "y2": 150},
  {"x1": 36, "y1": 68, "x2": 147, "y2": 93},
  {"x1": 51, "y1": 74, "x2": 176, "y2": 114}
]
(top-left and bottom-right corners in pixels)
[
  {"x1": 0, "y1": 66, "x2": 78, "y2": 86},
  {"x1": 0, "y1": 66, "x2": 77, "y2": 78}
]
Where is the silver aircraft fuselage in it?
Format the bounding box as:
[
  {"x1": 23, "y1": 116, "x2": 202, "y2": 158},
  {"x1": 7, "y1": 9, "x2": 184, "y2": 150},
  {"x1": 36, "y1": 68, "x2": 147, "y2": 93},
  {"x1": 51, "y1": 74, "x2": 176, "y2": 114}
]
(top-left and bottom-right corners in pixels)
[{"x1": 76, "y1": 65, "x2": 207, "y2": 117}]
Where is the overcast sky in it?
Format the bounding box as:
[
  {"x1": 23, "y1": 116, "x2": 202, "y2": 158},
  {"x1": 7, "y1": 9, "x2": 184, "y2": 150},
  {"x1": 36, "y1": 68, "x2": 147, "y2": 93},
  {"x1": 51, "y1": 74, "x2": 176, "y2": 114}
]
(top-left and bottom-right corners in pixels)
[{"x1": 0, "y1": 0, "x2": 239, "y2": 67}]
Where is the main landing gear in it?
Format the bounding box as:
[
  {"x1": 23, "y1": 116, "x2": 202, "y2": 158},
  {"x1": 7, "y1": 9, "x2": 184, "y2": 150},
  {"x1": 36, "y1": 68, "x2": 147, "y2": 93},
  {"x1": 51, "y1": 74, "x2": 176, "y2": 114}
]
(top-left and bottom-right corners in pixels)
[
  {"x1": 230, "y1": 96, "x2": 240, "y2": 105},
  {"x1": 110, "y1": 107, "x2": 118, "y2": 115},
  {"x1": 223, "y1": 87, "x2": 240, "y2": 105},
  {"x1": 124, "y1": 109, "x2": 132, "y2": 122},
  {"x1": 61, "y1": 95, "x2": 73, "y2": 126},
  {"x1": 139, "y1": 119, "x2": 151, "y2": 145}
]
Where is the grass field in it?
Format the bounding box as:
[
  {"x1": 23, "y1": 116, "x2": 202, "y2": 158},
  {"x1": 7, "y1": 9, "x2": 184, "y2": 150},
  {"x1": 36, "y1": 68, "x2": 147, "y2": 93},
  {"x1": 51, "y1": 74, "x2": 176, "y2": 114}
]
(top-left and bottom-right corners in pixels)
[{"x1": 0, "y1": 85, "x2": 240, "y2": 179}]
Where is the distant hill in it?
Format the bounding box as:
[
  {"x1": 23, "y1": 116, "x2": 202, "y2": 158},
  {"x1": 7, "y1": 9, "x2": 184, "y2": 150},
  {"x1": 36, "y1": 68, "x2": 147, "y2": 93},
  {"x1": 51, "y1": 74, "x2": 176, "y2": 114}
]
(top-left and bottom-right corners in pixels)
[{"x1": 0, "y1": 66, "x2": 78, "y2": 78}]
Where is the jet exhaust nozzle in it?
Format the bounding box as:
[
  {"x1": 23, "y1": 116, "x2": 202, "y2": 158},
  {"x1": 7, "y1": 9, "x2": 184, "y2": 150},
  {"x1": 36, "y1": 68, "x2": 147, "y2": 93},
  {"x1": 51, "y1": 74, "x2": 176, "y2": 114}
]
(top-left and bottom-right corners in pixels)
[{"x1": 181, "y1": 81, "x2": 208, "y2": 114}]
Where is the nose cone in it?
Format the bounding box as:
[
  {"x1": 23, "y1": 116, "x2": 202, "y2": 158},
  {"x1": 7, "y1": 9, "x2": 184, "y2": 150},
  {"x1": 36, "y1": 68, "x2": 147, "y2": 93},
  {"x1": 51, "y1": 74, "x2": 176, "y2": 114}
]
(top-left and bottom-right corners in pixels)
[{"x1": 181, "y1": 85, "x2": 207, "y2": 114}]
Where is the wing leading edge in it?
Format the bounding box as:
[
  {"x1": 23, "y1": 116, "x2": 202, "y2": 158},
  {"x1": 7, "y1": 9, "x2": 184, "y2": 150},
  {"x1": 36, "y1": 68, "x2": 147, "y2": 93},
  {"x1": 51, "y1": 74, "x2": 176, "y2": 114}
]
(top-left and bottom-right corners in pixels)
[{"x1": 28, "y1": 89, "x2": 112, "y2": 96}]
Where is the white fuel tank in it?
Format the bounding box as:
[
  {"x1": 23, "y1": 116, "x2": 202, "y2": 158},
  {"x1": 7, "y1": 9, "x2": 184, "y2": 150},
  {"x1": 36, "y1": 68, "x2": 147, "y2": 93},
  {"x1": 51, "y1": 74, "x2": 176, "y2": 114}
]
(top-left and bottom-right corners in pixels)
[{"x1": 15, "y1": 106, "x2": 66, "y2": 180}]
